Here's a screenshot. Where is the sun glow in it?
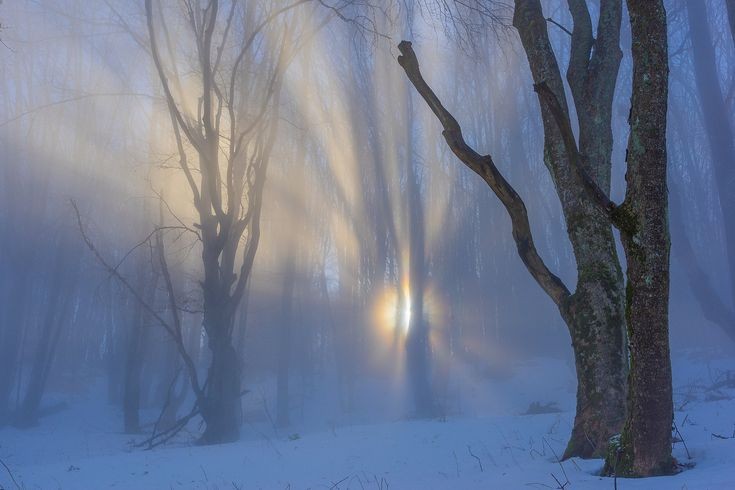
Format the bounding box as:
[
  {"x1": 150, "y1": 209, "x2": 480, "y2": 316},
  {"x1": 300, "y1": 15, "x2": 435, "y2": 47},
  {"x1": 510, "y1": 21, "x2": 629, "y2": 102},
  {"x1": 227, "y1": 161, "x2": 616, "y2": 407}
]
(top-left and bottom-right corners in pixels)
[
  {"x1": 373, "y1": 280, "x2": 413, "y2": 338},
  {"x1": 400, "y1": 292, "x2": 412, "y2": 334}
]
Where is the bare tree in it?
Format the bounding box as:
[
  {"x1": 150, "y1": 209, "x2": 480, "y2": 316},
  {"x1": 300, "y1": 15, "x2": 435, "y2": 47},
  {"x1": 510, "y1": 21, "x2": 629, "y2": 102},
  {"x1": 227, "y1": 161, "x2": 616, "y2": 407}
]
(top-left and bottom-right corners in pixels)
[
  {"x1": 683, "y1": 0, "x2": 735, "y2": 336},
  {"x1": 512, "y1": 0, "x2": 628, "y2": 458},
  {"x1": 727, "y1": 0, "x2": 735, "y2": 44},
  {"x1": 144, "y1": 0, "x2": 331, "y2": 443},
  {"x1": 402, "y1": 0, "x2": 628, "y2": 458},
  {"x1": 397, "y1": 0, "x2": 673, "y2": 476}
]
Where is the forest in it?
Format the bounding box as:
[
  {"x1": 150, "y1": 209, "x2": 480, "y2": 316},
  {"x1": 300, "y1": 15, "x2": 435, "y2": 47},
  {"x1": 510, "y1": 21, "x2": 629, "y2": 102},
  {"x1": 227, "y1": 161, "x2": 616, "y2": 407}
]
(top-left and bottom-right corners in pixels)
[{"x1": 1, "y1": 0, "x2": 734, "y2": 488}]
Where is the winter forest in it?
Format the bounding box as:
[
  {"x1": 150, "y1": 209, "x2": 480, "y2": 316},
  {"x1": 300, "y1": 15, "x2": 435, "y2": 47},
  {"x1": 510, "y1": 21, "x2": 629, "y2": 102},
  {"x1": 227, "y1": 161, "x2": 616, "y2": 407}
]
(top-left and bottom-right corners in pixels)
[{"x1": 1, "y1": 0, "x2": 735, "y2": 488}]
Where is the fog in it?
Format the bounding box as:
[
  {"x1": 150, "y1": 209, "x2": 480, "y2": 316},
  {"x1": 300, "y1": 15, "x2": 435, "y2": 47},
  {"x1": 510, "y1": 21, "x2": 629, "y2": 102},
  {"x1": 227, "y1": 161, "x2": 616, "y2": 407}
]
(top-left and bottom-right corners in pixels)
[{"x1": 1, "y1": 0, "x2": 734, "y2": 487}]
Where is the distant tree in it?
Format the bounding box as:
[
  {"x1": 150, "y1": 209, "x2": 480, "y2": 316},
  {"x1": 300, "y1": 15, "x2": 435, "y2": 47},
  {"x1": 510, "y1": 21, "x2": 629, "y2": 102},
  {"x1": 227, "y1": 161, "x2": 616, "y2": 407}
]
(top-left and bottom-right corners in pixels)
[
  {"x1": 144, "y1": 0, "x2": 333, "y2": 443},
  {"x1": 681, "y1": 0, "x2": 735, "y2": 338},
  {"x1": 727, "y1": 0, "x2": 735, "y2": 44}
]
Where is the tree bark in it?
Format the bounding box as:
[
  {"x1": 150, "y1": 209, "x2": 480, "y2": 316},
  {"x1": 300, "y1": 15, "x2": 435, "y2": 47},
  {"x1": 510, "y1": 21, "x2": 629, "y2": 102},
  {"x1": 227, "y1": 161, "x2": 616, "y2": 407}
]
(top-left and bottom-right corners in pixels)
[
  {"x1": 514, "y1": 0, "x2": 627, "y2": 459},
  {"x1": 603, "y1": 0, "x2": 674, "y2": 476},
  {"x1": 397, "y1": 0, "x2": 628, "y2": 458},
  {"x1": 199, "y1": 302, "x2": 242, "y2": 444}
]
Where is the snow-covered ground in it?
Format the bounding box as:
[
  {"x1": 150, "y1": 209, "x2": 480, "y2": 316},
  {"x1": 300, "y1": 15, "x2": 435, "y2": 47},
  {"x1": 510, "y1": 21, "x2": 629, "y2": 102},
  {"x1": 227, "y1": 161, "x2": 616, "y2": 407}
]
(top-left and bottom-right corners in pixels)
[{"x1": 2, "y1": 350, "x2": 734, "y2": 489}]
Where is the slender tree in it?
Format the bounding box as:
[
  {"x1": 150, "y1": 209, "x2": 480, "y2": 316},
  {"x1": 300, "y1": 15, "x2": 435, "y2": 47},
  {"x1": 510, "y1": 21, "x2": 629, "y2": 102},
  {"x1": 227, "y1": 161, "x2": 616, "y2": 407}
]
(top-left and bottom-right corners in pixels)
[
  {"x1": 144, "y1": 0, "x2": 298, "y2": 443},
  {"x1": 684, "y1": 0, "x2": 735, "y2": 326}
]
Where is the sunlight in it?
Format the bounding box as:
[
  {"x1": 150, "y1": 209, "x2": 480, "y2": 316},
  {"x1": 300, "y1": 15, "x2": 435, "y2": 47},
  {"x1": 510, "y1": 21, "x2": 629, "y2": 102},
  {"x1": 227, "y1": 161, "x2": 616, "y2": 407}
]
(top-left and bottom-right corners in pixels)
[
  {"x1": 400, "y1": 291, "x2": 412, "y2": 334},
  {"x1": 373, "y1": 278, "x2": 413, "y2": 339}
]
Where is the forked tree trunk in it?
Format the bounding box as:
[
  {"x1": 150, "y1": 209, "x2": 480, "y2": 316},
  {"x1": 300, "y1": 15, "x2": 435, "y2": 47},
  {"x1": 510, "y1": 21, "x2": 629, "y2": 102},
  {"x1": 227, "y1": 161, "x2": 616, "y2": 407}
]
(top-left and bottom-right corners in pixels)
[
  {"x1": 397, "y1": 29, "x2": 628, "y2": 456},
  {"x1": 514, "y1": 0, "x2": 628, "y2": 458}
]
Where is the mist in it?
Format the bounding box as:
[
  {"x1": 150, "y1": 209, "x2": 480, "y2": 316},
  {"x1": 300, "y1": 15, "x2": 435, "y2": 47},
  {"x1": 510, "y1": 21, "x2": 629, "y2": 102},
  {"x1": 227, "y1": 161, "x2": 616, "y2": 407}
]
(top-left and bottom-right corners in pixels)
[{"x1": 1, "y1": 1, "x2": 734, "y2": 488}]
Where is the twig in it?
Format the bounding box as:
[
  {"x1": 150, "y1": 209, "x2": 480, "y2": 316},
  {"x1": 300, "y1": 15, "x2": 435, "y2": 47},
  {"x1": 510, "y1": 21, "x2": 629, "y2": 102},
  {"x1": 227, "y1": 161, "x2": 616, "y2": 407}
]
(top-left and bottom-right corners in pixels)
[
  {"x1": 550, "y1": 473, "x2": 568, "y2": 489},
  {"x1": 545, "y1": 17, "x2": 572, "y2": 37},
  {"x1": 672, "y1": 421, "x2": 691, "y2": 459},
  {"x1": 0, "y1": 457, "x2": 21, "y2": 490},
  {"x1": 467, "y1": 445, "x2": 483, "y2": 472},
  {"x1": 71, "y1": 199, "x2": 204, "y2": 403},
  {"x1": 542, "y1": 437, "x2": 569, "y2": 485},
  {"x1": 712, "y1": 432, "x2": 734, "y2": 440},
  {"x1": 329, "y1": 474, "x2": 350, "y2": 489},
  {"x1": 137, "y1": 401, "x2": 200, "y2": 449},
  {"x1": 148, "y1": 368, "x2": 182, "y2": 447}
]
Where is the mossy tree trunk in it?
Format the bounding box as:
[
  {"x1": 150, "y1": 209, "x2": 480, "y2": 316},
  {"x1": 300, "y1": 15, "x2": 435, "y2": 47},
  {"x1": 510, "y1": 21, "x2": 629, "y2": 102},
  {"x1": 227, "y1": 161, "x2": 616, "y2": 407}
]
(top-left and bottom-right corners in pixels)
[
  {"x1": 513, "y1": 0, "x2": 628, "y2": 458},
  {"x1": 397, "y1": 16, "x2": 626, "y2": 456},
  {"x1": 603, "y1": 0, "x2": 674, "y2": 477}
]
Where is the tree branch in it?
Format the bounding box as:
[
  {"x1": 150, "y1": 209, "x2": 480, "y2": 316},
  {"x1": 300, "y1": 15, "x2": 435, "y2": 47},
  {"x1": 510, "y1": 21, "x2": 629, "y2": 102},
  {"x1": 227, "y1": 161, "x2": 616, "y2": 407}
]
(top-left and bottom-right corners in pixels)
[
  {"x1": 396, "y1": 41, "x2": 571, "y2": 308},
  {"x1": 533, "y1": 81, "x2": 619, "y2": 220},
  {"x1": 71, "y1": 200, "x2": 203, "y2": 401}
]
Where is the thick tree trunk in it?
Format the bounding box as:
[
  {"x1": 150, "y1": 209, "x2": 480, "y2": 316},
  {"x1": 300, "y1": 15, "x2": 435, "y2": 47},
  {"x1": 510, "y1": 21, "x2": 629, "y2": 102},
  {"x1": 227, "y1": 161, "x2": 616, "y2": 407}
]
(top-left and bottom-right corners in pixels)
[
  {"x1": 514, "y1": 0, "x2": 627, "y2": 458},
  {"x1": 200, "y1": 330, "x2": 241, "y2": 444},
  {"x1": 604, "y1": 0, "x2": 674, "y2": 477},
  {"x1": 561, "y1": 291, "x2": 626, "y2": 458}
]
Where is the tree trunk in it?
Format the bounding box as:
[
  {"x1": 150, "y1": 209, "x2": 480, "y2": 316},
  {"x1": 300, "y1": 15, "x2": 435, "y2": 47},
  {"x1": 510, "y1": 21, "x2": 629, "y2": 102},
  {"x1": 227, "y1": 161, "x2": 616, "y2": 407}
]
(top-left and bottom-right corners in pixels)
[
  {"x1": 397, "y1": 25, "x2": 627, "y2": 455},
  {"x1": 200, "y1": 327, "x2": 241, "y2": 444},
  {"x1": 405, "y1": 94, "x2": 435, "y2": 418},
  {"x1": 123, "y1": 297, "x2": 146, "y2": 434},
  {"x1": 0, "y1": 270, "x2": 30, "y2": 425},
  {"x1": 16, "y1": 249, "x2": 75, "y2": 428},
  {"x1": 514, "y1": 0, "x2": 627, "y2": 458},
  {"x1": 561, "y1": 293, "x2": 626, "y2": 458},
  {"x1": 604, "y1": 0, "x2": 674, "y2": 476},
  {"x1": 727, "y1": 0, "x2": 735, "y2": 47},
  {"x1": 276, "y1": 260, "x2": 296, "y2": 428}
]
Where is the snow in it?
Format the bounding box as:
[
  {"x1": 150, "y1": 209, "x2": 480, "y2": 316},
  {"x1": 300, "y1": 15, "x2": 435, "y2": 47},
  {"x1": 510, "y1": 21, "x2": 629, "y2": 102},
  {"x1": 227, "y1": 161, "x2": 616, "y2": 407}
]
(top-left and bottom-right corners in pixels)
[{"x1": 2, "y1": 351, "x2": 734, "y2": 489}]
